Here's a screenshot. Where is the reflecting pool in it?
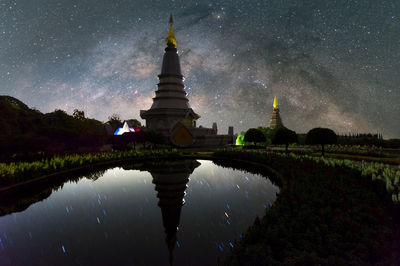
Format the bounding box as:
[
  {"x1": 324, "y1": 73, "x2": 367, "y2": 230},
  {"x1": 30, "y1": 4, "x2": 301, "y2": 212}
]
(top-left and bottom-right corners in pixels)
[{"x1": 0, "y1": 160, "x2": 279, "y2": 265}]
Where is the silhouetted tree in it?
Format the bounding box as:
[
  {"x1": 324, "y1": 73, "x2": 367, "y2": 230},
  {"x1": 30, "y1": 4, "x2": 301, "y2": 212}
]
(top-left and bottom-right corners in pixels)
[
  {"x1": 244, "y1": 128, "x2": 266, "y2": 146},
  {"x1": 107, "y1": 113, "x2": 122, "y2": 130},
  {"x1": 126, "y1": 119, "x2": 142, "y2": 128},
  {"x1": 257, "y1": 126, "x2": 278, "y2": 145},
  {"x1": 305, "y1": 127, "x2": 338, "y2": 156},
  {"x1": 108, "y1": 113, "x2": 121, "y2": 121},
  {"x1": 271, "y1": 127, "x2": 298, "y2": 152},
  {"x1": 73, "y1": 109, "x2": 85, "y2": 120}
]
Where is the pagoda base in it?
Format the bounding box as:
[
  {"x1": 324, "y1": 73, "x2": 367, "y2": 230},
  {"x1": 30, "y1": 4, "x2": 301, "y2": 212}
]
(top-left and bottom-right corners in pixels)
[{"x1": 140, "y1": 108, "x2": 199, "y2": 131}]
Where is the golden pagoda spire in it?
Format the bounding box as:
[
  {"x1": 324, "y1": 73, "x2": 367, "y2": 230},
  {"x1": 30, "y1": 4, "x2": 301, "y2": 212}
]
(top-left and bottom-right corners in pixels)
[
  {"x1": 166, "y1": 15, "x2": 177, "y2": 48},
  {"x1": 273, "y1": 96, "x2": 278, "y2": 109}
]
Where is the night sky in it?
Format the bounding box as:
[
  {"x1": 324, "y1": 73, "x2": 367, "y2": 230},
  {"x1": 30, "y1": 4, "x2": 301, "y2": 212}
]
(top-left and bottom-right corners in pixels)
[{"x1": 1, "y1": 0, "x2": 399, "y2": 138}]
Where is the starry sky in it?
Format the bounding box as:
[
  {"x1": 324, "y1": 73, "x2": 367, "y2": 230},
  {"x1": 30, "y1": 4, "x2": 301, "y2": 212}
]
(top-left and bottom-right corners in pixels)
[{"x1": 1, "y1": 0, "x2": 399, "y2": 138}]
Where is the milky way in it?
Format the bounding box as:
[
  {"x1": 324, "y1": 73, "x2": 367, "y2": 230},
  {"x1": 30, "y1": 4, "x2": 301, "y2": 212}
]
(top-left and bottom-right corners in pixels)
[{"x1": 0, "y1": 0, "x2": 399, "y2": 137}]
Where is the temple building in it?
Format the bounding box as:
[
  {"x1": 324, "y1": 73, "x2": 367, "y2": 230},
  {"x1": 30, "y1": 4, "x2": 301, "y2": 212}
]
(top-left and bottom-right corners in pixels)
[
  {"x1": 113, "y1": 121, "x2": 135, "y2": 135},
  {"x1": 140, "y1": 16, "x2": 199, "y2": 132},
  {"x1": 268, "y1": 96, "x2": 284, "y2": 128},
  {"x1": 140, "y1": 16, "x2": 233, "y2": 147}
]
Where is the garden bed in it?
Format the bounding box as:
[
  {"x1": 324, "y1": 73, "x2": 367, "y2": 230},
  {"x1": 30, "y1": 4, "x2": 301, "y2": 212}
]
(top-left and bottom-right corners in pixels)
[
  {"x1": 0, "y1": 150, "x2": 185, "y2": 189},
  {"x1": 318, "y1": 152, "x2": 400, "y2": 165},
  {"x1": 213, "y1": 150, "x2": 400, "y2": 265}
]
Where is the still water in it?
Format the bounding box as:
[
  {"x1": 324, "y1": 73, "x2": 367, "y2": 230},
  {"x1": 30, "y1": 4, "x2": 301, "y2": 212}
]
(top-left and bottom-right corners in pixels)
[{"x1": 0, "y1": 160, "x2": 279, "y2": 265}]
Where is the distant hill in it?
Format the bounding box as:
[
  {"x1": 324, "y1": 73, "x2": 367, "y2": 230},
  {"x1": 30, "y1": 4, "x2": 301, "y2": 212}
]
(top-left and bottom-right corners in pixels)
[{"x1": 0, "y1": 96, "x2": 105, "y2": 157}]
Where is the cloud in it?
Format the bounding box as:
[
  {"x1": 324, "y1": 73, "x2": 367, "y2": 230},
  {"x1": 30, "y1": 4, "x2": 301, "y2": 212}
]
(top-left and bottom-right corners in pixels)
[{"x1": 90, "y1": 39, "x2": 158, "y2": 81}]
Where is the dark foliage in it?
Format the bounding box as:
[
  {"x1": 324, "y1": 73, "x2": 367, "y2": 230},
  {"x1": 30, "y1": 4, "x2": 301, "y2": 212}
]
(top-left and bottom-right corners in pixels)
[
  {"x1": 145, "y1": 130, "x2": 167, "y2": 148},
  {"x1": 72, "y1": 109, "x2": 85, "y2": 120},
  {"x1": 271, "y1": 127, "x2": 298, "y2": 151},
  {"x1": 107, "y1": 131, "x2": 145, "y2": 143},
  {"x1": 297, "y1": 133, "x2": 307, "y2": 145},
  {"x1": 385, "y1": 139, "x2": 400, "y2": 149},
  {"x1": 338, "y1": 135, "x2": 400, "y2": 148},
  {"x1": 126, "y1": 119, "x2": 142, "y2": 128},
  {"x1": 106, "y1": 113, "x2": 123, "y2": 131},
  {"x1": 306, "y1": 127, "x2": 338, "y2": 155},
  {"x1": 214, "y1": 151, "x2": 400, "y2": 265},
  {"x1": 0, "y1": 96, "x2": 105, "y2": 158},
  {"x1": 244, "y1": 128, "x2": 266, "y2": 146}
]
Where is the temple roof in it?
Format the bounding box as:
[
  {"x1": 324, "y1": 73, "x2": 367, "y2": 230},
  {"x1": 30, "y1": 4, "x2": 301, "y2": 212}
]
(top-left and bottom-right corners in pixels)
[
  {"x1": 273, "y1": 96, "x2": 278, "y2": 109},
  {"x1": 166, "y1": 15, "x2": 177, "y2": 48},
  {"x1": 269, "y1": 96, "x2": 283, "y2": 128},
  {"x1": 160, "y1": 15, "x2": 182, "y2": 76}
]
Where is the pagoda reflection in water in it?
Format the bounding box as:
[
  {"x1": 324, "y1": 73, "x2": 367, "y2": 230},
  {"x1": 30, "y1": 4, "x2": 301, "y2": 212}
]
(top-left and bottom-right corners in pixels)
[{"x1": 147, "y1": 160, "x2": 201, "y2": 265}]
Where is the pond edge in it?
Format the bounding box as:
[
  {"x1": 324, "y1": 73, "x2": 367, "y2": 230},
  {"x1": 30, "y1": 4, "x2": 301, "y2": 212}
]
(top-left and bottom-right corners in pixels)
[{"x1": 0, "y1": 154, "x2": 286, "y2": 194}]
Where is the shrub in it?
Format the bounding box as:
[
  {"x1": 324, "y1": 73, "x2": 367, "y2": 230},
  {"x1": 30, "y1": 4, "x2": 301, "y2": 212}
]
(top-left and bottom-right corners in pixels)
[
  {"x1": 306, "y1": 128, "x2": 338, "y2": 156},
  {"x1": 271, "y1": 127, "x2": 298, "y2": 151},
  {"x1": 244, "y1": 128, "x2": 266, "y2": 146}
]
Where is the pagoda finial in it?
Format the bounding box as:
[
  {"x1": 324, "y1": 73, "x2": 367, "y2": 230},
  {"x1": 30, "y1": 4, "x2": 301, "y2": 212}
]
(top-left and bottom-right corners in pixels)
[
  {"x1": 166, "y1": 15, "x2": 177, "y2": 48},
  {"x1": 273, "y1": 96, "x2": 278, "y2": 109}
]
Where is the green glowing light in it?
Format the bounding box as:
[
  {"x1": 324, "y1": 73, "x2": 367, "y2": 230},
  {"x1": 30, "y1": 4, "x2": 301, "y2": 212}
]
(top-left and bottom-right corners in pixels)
[{"x1": 236, "y1": 134, "x2": 245, "y2": 146}]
